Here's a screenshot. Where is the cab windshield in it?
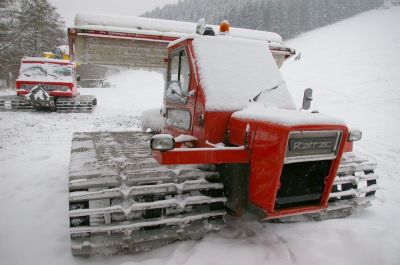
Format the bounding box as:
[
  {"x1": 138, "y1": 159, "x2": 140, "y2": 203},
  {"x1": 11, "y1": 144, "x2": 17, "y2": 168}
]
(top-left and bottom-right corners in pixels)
[{"x1": 19, "y1": 62, "x2": 73, "y2": 81}]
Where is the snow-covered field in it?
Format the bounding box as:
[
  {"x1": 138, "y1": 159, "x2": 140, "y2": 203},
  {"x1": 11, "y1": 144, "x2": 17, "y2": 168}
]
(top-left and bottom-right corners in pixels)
[{"x1": 1, "y1": 6, "x2": 399, "y2": 265}]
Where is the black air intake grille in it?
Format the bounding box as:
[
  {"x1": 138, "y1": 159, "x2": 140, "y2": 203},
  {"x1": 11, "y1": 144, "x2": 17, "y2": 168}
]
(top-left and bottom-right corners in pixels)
[
  {"x1": 285, "y1": 130, "x2": 342, "y2": 164},
  {"x1": 275, "y1": 160, "x2": 332, "y2": 209}
]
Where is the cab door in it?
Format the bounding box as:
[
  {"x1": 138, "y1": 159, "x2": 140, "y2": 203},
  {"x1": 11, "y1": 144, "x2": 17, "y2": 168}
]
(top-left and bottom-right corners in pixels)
[{"x1": 163, "y1": 45, "x2": 197, "y2": 137}]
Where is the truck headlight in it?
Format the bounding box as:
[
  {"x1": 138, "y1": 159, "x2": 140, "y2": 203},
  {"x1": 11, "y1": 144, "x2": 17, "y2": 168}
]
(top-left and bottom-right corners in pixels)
[
  {"x1": 56, "y1": 85, "x2": 70, "y2": 91},
  {"x1": 47, "y1": 85, "x2": 69, "y2": 91},
  {"x1": 150, "y1": 134, "x2": 175, "y2": 151},
  {"x1": 348, "y1": 129, "x2": 362, "y2": 142},
  {"x1": 20, "y1": 84, "x2": 35, "y2": 90}
]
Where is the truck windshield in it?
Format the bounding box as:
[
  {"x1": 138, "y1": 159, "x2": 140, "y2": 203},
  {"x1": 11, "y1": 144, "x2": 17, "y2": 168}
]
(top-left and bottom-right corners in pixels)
[{"x1": 19, "y1": 63, "x2": 73, "y2": 81}]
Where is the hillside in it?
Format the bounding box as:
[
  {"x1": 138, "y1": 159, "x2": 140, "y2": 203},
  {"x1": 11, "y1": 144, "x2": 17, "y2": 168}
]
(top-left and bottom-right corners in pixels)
[{"x1": 144, "y1": 0, "x2": 383, "y2": 39}]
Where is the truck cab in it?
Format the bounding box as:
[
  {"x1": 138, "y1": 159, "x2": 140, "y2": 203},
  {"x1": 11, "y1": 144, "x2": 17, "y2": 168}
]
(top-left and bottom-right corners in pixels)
[
  {"x1": 16, "y1": 57, "x2": 78, "y2": 98},
  {"x1": 153, "y1": 31, "x2": 370, "y2": 220}
]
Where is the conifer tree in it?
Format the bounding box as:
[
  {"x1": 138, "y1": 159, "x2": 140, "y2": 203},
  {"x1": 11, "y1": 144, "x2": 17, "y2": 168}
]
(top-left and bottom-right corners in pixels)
[{"x1": 0, "y1": 0, "x2": 65, "y2": 87}]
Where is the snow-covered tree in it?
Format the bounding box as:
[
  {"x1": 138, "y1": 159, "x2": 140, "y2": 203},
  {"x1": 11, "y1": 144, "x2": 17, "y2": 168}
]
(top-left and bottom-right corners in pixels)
[
  {"x1": 0, "y1": 0, "x2": 65, "y2": 87},
  {"x1": 18, "y1": 0, "x2": 65, "y2": 56},
  {"x1": 143, "y1": 0, "x2": 384, "y2": 39}
]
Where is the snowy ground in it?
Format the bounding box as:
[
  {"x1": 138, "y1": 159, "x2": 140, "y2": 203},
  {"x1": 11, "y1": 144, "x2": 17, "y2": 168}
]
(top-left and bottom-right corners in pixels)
[{"x1": 1, "y1": 6, "x2": 399, "y2": 265}]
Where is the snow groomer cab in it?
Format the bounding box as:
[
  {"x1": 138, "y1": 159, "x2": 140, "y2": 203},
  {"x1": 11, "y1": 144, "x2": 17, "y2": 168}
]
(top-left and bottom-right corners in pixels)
[{"x1": 16, "y1": 57, "x2": 78, "y2": 98}]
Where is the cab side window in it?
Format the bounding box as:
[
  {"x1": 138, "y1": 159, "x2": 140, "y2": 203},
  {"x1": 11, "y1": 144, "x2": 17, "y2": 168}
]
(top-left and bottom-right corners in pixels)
[
  {"x1": 167, "y1": 50, "x2": 190, "y2": 103},
  {"x1": 166, "y1": 108, "x2": 191, "y2": 130}
]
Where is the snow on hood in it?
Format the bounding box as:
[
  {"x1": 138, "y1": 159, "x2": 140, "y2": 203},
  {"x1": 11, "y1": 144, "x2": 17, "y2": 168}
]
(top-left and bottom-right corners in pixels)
[
  {"x1": 232, "y1": 101, "x2": 346, "y2": 126},
  {"x1": 192, "y1": 36, "x2": 296, "y2": 112}
]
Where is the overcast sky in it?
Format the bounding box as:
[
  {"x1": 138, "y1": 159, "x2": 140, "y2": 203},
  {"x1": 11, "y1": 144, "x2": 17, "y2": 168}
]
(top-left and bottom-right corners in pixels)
[{"x1": 48, "y1": 0, "x2": 180, "y2": 27}]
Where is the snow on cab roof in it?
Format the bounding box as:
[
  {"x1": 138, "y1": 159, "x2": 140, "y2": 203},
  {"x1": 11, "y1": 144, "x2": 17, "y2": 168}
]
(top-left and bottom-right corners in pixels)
[
  {"x1": 74, "y1": 12, "x2": 283, "y2": 45},
  {"x1": 22, "y1": 57, "x2": 73, "y2": 65},
  {"x1": 192, "y1": 35, "x2": 296, "y2": 112}
]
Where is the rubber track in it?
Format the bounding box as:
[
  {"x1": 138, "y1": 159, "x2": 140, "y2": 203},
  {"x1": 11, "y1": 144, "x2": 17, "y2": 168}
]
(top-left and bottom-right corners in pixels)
[
  {"x1": 0, "y1": 95, "x2": 96, "y2": 113},
  {"x1": 68, "y1": 132, "x2": 226, "y2": 256},
  {"x1": 0, "y1": 95, "x2": 33, "y2": 111},
  {"x1": 56, "y1": 95, "x2": 97, "y2": 113}
]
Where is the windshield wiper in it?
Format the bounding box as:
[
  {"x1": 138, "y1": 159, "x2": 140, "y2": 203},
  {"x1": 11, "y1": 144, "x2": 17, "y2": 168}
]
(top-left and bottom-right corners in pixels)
[
  {"x1": 251, "y1": 84, "x2": 279, "y2": 102},
  {"x1": 47, "y1": 73, "x2": 60, "y2": 80}
]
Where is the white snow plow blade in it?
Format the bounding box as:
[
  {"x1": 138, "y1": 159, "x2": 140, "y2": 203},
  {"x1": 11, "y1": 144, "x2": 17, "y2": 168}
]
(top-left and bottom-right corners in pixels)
[
  {"x1": 71, "y1": 33, "x2": 169, "y2": 69},
  {"x1": 69, "y1": 14, "x2": 294, "y2": 69}
]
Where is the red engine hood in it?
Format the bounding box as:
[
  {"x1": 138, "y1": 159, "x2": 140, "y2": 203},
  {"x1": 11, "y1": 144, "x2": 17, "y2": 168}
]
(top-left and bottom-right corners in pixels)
[{"x1": 228, "y1": 107, "x2": 350, "y2": 218}]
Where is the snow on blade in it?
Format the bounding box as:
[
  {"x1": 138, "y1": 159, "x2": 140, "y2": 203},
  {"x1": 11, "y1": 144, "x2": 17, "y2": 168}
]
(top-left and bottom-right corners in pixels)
[{"x1": 74, "y1": 12, "x2": 283, "y2": 44}]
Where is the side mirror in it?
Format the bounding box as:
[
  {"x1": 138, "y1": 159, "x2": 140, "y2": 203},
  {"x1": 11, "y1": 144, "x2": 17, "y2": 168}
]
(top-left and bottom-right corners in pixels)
[
  {"x1": 166, "y1": 80, "x2": 187, "y2": 103},
  {"x1": 167, "y1": 80, "x2": 181, "y2": 94},
  {"x1": 150, "y1": 134, "x2": 175, "y2": 151},
  {"x1": 302, "y1": 88, "x2": 313, "y2": 110},
  {"x1": 76, "y1": 75, "x2": 81, "y2": 82}
]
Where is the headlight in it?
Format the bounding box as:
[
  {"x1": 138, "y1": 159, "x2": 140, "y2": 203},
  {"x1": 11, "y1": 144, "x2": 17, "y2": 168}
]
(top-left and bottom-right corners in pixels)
[
  {"x1": 56, "y1": 85, "x2": 70, "y2": 91},
  {"x1": 46, "y1": 85, "x2": 69, "y2": 91},
  {"x1": 20, "y1": 84, "x2": 35, "y2": 90},
  {"x1": 348, "y1": 129, "x2": 362, "y2": 142},
  {"x1": 150, "y1": 134, "x2": 175, "y2": 151}
]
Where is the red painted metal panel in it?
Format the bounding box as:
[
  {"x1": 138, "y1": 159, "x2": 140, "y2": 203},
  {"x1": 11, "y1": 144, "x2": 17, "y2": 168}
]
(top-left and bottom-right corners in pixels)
[
  {"x1": 152, "y1": 148, "x2": 249, "y2": 165},
  {"x1": 249, "y1": 123, "x2": 289, "y2": 212},
  {"x1": 16, "y1": 81, "x2": 75, "y2": 97},
  {"x1": 343, "y1": 141, "x2": 353, "y2": 152},
  {"x1": 228, "y1": 115, "x2": 349, "y2": 218}
]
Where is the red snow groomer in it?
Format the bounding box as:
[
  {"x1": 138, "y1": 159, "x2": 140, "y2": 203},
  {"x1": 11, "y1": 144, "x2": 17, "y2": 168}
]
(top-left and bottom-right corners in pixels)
[
  {"x1": 0, "y1": 57, "x2": 96, "y2": 112},
  {"x1": 68, "y1": 19, "x2": 379, "y2": 256}
]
